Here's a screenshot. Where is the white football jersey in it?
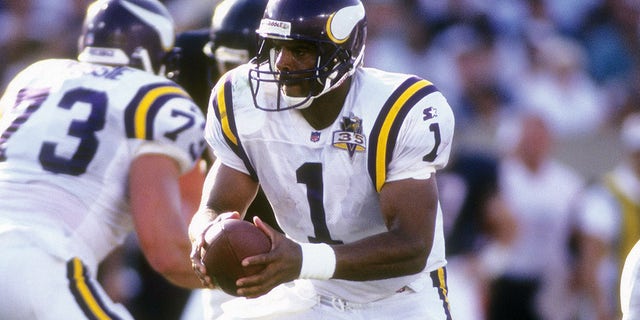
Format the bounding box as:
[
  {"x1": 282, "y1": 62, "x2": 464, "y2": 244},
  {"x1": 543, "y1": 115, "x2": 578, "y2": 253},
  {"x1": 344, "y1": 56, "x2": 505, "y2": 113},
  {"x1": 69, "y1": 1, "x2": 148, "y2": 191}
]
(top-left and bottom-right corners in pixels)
[
  {"x1": 206, "y1": 64, "x2": 455, "y2": 302},
  {"x1": 0, "y1": 59, "x2": 206, "y2": 267}
]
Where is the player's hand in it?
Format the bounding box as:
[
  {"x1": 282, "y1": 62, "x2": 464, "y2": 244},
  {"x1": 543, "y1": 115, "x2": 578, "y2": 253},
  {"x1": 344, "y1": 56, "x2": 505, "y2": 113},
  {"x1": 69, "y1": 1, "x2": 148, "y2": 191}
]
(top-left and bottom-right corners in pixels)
[
  {"x1": 234, "y1": 216, "x2": 302, "y2": 298},
  {"x1": 190, "y1": 211, "x2": 241, "y2": 288}
]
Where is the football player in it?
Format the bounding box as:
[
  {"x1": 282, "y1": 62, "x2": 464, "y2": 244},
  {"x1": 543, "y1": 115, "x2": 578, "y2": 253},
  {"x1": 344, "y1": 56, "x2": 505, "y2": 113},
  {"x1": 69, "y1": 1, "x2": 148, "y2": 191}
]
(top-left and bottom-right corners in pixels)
[
  {"x1": 174, "y1": 1, "x2": 274, "y2": 318},
  {"x1": 0, "y1": 0, "x2": 207, "y2": 319},
  {"x1": 189, "y1": 0, "x2": 456, "y2": 318},
  {"x1": 172, "y1": 0, "x2": 269, "y2": 113}
]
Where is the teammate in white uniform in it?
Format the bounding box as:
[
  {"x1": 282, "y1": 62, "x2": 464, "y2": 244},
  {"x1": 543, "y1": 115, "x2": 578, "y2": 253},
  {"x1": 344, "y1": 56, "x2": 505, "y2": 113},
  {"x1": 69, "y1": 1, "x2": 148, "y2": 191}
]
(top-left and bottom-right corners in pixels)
[
  {"x1": 189, "y1": 0, "x2": 455, "y2": 319},
  {"x1": 0, "y1": 1, "x2": 207, "y2": 319}
]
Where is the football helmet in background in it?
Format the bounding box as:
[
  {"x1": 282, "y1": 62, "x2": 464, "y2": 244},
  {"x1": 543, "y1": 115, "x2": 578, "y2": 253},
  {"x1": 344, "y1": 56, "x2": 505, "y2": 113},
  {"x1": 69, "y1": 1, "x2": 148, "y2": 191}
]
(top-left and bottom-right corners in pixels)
[
  {"x1": 172, "y1": 29, "x2": 211, "y2": 109},
  {"x1": 249, "y1": 0, "x2": 367, "y2": 111},
  {"x1": 203, "y1": 0, "x2": 268, "y2": 76},
  {"x1": 77, "y1": 0, "x2": 177, "y2": 75}
]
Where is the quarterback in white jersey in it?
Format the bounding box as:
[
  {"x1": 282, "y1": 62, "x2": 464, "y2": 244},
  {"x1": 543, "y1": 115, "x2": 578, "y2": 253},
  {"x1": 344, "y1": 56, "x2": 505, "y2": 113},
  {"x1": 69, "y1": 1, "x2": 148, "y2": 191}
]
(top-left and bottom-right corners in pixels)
[
  {"x1": 0, "y1": 1, "x2": 207, "y2": 319},
  {"x1": 189, "y1": 0, "x2": 455, "y2": 319}
]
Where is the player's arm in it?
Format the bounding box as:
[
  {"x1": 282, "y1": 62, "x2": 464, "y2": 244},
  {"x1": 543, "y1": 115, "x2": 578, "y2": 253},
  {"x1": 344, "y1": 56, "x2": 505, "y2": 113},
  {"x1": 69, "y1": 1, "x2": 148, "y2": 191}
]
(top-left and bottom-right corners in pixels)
[
  {"x1": 188, "y1": 161, "x2": 260, "y2": 287},
  {"x1": 338, "y1": 175, "x2": 439, "y2": 278},
  {"x1": 129, "y1": 153, "x2": 203, "y2": 288},
  {"x1": 126, "y1": 84, "x2": 208, "y2": 289},
  {"x1": 178, "y1": 158, "x2": 207, "y2": 223},
  {"x1": 189, "y1": 161, "x2": 260, "y2": 234},
  {"x1": 236, "y1": 176, "x2": 439, "y2": 298},
  {"x1": 328, "y1": 89, "x2": 456, "y2": 281}
]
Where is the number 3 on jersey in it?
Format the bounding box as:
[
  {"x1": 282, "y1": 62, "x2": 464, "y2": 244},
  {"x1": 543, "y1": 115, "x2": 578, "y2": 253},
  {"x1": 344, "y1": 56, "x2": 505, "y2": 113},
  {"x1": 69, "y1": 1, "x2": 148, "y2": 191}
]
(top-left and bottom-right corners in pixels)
[
  {"x1": 40, "y1": 88, "x2": 107, "y2": 175},
  {"x1": 0, "y1": 88, "x2": 106, "y2": 175}
]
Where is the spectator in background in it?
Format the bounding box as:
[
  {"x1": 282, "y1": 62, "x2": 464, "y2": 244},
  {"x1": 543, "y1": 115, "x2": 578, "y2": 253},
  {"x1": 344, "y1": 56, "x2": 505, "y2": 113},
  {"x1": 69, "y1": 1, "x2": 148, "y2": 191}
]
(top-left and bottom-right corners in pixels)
[
  {"x1": 487, "y1": 113, "x2": 585, "y2": 320},
  {"x1": 446, "y1": 16, "x2": 521, "y2": 155},
  {"x1": 574, "y1": 112, "x2": 640, "y2": 320},
  {"x1": 438, "y1": 149, "x2": 516, "y2": 320},
  {"x1": 578, "y1": 0, "x2": 640, "y2": 129},
  {"x1": 512, "y1": 34, "x2": 607, "y2": 139},
  {"x1": 363, "y1": 1, "x2": 434, "y2": 77},
  {"x1": 0, "y1": 0, "x2": 86, "y2": 91},
  {"x1": 578, "y1": 0, "x2": 640, "y2": 89}
]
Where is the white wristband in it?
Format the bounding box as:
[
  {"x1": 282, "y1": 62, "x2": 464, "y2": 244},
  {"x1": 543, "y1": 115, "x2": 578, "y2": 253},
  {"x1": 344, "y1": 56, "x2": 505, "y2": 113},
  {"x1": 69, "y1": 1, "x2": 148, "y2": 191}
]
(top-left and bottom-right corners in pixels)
[{"x1": 298, "y1": 242, "x2": 336, "y2": 280}]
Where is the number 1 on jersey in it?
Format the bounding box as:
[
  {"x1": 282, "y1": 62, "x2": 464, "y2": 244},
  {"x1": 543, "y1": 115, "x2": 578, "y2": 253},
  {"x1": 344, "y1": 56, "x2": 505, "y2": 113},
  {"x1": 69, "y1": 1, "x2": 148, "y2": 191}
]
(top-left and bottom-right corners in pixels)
[{"x1": 296, "y1": 162, "x2": 343, "y2": 244}]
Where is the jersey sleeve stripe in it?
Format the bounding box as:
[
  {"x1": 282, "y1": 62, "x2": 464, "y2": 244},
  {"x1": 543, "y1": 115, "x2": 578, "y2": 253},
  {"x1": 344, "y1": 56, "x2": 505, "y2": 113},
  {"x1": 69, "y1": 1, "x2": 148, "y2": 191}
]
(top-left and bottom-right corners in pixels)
[
  {"x1": 124, "y1": 83, "x2": 190, "y2": 140},
  {"x1": 66, "y1": 257, "x2": 122, "y2": 320},
  {"x1": 368, "y1": 77, "x2": 437, "y2": 192},
  {"x1": 215, "y1": 78, "x2": 238, "y2": 146},
  {"x1": 430, "y1": 267, "x2": 453, "y2": 319},
  {"x1": 211, "y1": 76, "x2": 258, "y2": 181}
]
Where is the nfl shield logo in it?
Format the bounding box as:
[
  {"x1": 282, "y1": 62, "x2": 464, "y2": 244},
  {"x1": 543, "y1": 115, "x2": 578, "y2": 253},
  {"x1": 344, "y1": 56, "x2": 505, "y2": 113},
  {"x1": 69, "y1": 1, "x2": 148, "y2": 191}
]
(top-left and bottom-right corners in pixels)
[{"x1": 310, "y1": 131, "x2": 321, "y2": 142}]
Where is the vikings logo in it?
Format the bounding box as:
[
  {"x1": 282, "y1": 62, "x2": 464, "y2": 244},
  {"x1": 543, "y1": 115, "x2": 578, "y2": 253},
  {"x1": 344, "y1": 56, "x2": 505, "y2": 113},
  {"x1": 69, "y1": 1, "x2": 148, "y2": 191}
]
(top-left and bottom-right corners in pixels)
[{"x1": 332, "y1": 113, "x2": 366, "y2": 158}]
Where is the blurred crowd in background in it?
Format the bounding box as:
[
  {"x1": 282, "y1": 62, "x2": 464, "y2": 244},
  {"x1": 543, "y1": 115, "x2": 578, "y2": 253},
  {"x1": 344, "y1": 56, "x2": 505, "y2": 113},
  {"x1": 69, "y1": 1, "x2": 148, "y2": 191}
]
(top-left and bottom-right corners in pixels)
[
  {"x1": 3, "y1": 0, "x2": 640, "y2": 319},
  {"x1": 2, "y1": 0, "x2": 637, "y2": 175}
]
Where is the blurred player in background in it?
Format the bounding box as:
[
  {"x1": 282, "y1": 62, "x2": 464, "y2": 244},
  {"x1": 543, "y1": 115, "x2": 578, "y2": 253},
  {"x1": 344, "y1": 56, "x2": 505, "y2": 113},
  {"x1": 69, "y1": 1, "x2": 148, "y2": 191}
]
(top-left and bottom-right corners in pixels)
[
  {"x1": 0, "y1": 0, "x2": 207, "y2": 319},
  {"x1": 487, "y1": 113, "x2": 585, "y2": 320},
  {"x1": 189, "y1": 0, "x2": 455, "y2": 318},
  {"x1": 437, "y1": 149, "x2": 516, "y2": 320},
  {"x1": 174, "y1": 0, "x2": 273, "y2": 318},
  {"x1": 172, "y1": 0, "x2": 269, "y2": 168}
]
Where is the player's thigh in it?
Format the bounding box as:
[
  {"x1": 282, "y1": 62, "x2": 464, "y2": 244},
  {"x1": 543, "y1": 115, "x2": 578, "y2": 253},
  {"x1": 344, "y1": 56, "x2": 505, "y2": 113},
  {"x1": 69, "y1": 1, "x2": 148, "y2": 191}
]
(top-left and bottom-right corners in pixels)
[{"x1": 0, "y1": 244, "x2": 132, "y2": 320}]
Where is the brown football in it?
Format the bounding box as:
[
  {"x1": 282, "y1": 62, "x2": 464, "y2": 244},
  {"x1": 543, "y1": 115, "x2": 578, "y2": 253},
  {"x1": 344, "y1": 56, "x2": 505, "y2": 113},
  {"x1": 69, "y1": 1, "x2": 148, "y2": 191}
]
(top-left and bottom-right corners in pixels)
[{"x1": 201, "y1": 219, "x2": 271, "y2": 296}]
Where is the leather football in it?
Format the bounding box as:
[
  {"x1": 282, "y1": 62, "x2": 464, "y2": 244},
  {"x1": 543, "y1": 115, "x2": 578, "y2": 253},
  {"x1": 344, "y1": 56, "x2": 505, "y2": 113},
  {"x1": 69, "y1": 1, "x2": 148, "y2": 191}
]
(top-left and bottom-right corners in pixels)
[{"x1": 201, "y1": 219, "x2": 271, "y2": 296}]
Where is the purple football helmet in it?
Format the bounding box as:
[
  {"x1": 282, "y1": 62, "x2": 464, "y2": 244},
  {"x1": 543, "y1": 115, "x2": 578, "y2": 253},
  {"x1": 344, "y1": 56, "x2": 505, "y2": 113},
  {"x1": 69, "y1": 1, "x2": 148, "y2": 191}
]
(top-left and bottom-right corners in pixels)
[
  {"x1": 248, "y1": 0, "x2": 367, "y2": 111},
  {"x1": 77, "y1": 0, "x2": 176, "y2": 75}
]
